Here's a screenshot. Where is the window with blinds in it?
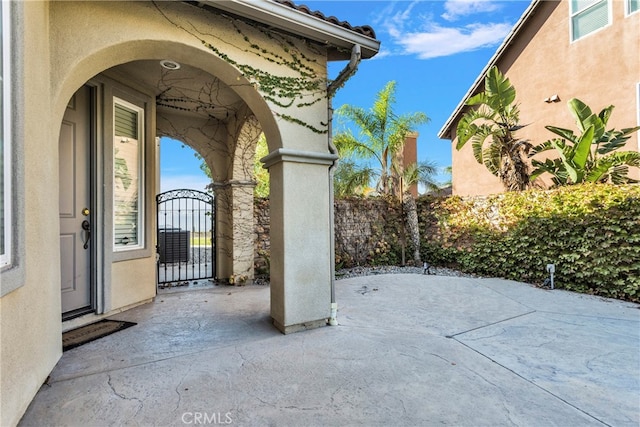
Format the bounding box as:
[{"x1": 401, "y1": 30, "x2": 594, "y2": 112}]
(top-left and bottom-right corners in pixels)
[
  {"x1": 113, "y1": 100, "x2": 144, "y2": 251},
  {"x1": 1, "y1": 1, "x2": 11, "y2": 268},
  {"x1": 629, "y1": 0, "x2": 639, "y2": 15},
  {"x1": 571, "y1": 0, "x2": 610, "y2": 41}
]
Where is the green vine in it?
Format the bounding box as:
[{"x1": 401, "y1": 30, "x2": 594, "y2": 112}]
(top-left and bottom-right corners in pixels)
[
  {"x1": 201, "y1": 40, "x2": 324, "y2": 111},
  {"x1": 276, "y1": 113, "x2": 328, "y2": 134},
  {"x1": 233, "y1": 21, "x2": 319, "y2": 77},
  {"x1": 152, "y1": 0, "x2": 352, "y2": 134},
  {"x1": 152, "y1": 0, "x2": 330, "y2": 133}
]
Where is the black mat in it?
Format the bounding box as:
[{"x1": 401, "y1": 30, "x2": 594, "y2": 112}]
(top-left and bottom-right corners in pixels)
[{"x1": 62, "y1": 319, "x2": 136, "y2": 352}]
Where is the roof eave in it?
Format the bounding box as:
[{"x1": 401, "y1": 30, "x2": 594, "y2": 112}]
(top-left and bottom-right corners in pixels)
[
  {"x1": 198, "y1": 0, "x2": 380, "y2": 60},
  {"x1": 437, "y1": 0, "x2": 541, "y2": 140}
]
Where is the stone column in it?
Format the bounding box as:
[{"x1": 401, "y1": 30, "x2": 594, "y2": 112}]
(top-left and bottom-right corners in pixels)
[
  {"x1": 262, "y1": 148, "x2": 338, "y2": 334},
  {"x1": 211, "y1": 180, "x2": 256, "y2": 284}
]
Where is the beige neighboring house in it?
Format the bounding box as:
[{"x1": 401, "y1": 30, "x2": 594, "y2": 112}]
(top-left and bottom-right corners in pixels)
[
  {"x1": 0, "y1": 1, "x2": 379, "y2": 424},
  {"x1": 439, "y1": 0, "x2": 640, "y2": 196}
]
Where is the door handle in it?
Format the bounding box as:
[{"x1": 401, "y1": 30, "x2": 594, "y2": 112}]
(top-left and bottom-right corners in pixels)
[{"x1": 81, "y1": 219, "x2": 91, "y2": 250}]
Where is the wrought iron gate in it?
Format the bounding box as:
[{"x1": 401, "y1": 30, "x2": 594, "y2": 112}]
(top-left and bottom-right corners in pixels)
[{"x1": 156, "y1": 189, "x2": 215, "y2": 287}]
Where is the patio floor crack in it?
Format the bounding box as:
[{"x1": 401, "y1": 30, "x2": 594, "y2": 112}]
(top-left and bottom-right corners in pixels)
[{"x1": 107, "y1": 374, "x2": 144, "y2": 419}]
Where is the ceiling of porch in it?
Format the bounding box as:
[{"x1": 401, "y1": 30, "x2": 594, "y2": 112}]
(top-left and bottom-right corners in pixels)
[{"x1": 106, "y1": 60, "x2": 247, "y2": 122}]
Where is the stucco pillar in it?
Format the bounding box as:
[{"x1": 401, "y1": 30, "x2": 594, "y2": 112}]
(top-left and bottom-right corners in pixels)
[
  {"x1": 212, "y1": 181, "x2": 255, "y2": 284},
  {"x1": 262, "y1": 148, "x2": 338, "y2": 334}
]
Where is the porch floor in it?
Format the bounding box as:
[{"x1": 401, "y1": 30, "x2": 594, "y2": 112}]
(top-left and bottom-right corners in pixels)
[{"x1": 20, "y1": 274, "x2": 640, "y2": 426}]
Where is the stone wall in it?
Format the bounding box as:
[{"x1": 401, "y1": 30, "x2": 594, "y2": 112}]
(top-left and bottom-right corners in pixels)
[
  {"x1": 254, "y1": 197, "x2": 407, "y2": 272},
  {"x1": 253, "y1": 195, "x2": 503, "y2": 273},
  {"x1": 334, "y1": 198, "x2": 406, "y2": 267},
  {"x1": 253, "y1": 198, "x2": 271, "y2": 275}
]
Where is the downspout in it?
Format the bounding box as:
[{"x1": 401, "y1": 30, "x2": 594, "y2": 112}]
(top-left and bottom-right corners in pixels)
[{"x1": 326, "y1": 44, "x2": 362, "y2": 326}]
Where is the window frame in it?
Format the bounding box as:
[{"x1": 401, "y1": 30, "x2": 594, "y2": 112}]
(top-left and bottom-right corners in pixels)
[
  {"x1": 112, "y1": 97, "x2": 145, "y2": 252},
  {"x1": 627, "y1": 0, "x2": 640, "y2": 16},
  {"x1": 570, "y1": 0, "x2": 611, "y2": 42},
  {"x1": 1, "y1": 0, "x2": 24, "y2": 296},
  {"x1": 1, "y1": 0, "x2": 12, "y2": 270}
]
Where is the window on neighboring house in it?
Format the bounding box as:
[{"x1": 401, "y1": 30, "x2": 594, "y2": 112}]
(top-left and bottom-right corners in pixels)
[
  {"x1": 571, "y1": 0, "x2": 610, "y2": 41},
  {"x1": 113, "y1": 99, "x2": 144, "y2": 251},
  {"x1": 1, "y1": 1, "x2": 11, "y2": 269},
  {"x1": 628, "y1": 0, "x2": 639, "y2": 15}
]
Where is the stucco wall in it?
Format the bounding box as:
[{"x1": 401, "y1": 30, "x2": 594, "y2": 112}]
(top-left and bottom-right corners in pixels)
[
  {"x1": 48, "y1": 0, "x2": 329, "y2": 155},
  {"x1": 267, "y1": 156, "x2": 333, "y2": 332},
  {"x1": 451, "y1": 1, "x2": 640, "y2": 196},
  {"x1": 111, "y1": 258, "x2": 157, "y2": 312},
  {"x1": 0, "y1": 2, "x2": 63, "y2": 425},
  {"x1": 2, "y1": 0, "x2": 335, "y2": 424}
]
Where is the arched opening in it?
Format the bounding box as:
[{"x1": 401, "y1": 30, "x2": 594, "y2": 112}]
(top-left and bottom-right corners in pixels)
[
  {"x1": 156, "y1": 129, "x2": 269, "y2": 290},
  {"x1": 55, "y1": 40, "x2": 279, "y2": 321},
  {"x1": 52, "y1": 40, "x2": 283, "y2": 156},
  {"x1": 157, "y1": 139, "x2": 213, "y2": 291},
  {"x1": 1, "y1": 2, "x2": 382, "y2": 422},
  {"x1": 52, "y1": 13, "x2": 336, "y2": 334}
]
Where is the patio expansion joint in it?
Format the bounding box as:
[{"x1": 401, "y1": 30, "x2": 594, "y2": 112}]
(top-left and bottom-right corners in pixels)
[
  {"x1": 450, "y1": 330, "x2": 612, "y2": 427},
  {"x1": 445, "y1": 310, "x2": 537, "y2": 339}
]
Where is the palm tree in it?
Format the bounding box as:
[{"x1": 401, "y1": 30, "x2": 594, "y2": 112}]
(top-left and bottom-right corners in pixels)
[
  {"x1": 400, "y1": 161, "x2": 439, "y2": 264},
  {"x1": 334, "y1": 81, "x2": 430, "y2": 198},
  {"x1": 456, "y1": 66, "x2": 531, "y2": 191},
  {"x1": 333, "y1": 160, "x2": 376, "y2": 198},
  {"x1": 334, "y1": 80, "x2": 433, "y2": 264},
  {"x1": 442, "y1": 165, "x2": 452, "y2": 188}
]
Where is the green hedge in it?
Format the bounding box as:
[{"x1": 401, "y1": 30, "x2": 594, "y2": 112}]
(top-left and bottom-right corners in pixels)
[{"x1": 418, "y1": 184, "x2": 640, "y2": 302}]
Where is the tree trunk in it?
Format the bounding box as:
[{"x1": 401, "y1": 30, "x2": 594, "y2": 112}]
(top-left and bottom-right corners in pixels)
[
  {"x1": 500, "y1": 141, "x2": 530, "y2": 191},
  {"x1": 402, "y1": 192, "x2": 421, "y2": 265}
]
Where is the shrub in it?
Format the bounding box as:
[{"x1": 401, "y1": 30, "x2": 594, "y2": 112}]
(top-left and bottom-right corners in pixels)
[{"x1": 419, "y1": 184, "x2": 640, "y2": 302}]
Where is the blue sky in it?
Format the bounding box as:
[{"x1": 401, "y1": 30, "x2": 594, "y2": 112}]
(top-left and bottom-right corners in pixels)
[{"x1": 161, "y1": 0, "x2": 531, "y2": 192}]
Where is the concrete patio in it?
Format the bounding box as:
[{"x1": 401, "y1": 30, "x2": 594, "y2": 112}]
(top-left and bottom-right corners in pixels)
[{"x1": 20, "y1": 274, "x2": 640, "y2": 426}]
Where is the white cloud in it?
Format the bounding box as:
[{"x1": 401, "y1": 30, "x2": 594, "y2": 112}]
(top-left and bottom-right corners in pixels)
[
  {"x1": 370, "y1": 48, "x2": 392, "y2": 60},
  {"x1": 375, "y1": 1, "x2": 420, "y2": 39},
  {"x1": 393, "y1": 22, "x2": 512, "y2": 60},
  {"x1": 376, "y1": 2, "x2": 513, "y2": 60},
  {"x1": 442, "y1": 0, "x2": 501, "y2": 21}
]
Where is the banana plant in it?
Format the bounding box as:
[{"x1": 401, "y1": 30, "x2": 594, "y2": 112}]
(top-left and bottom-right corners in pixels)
[
  {"x1": 456, "y1": 66, "x2": 531, "y2": 191},
  {"x1": 530, "y1": 98, "x2": 640, "y2": 185}
]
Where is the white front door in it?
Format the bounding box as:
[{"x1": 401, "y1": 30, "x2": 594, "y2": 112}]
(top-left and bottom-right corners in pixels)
[{"x1": 59, "y1": 85, "x2": 92, "y2": 316}]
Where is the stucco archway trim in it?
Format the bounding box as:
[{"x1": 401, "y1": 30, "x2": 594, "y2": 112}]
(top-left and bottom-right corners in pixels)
[{"x1": 51, "y1": 40, "x2": 283, "y2": 153}]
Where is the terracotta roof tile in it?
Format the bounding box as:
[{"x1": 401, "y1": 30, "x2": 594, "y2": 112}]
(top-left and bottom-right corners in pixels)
[{"x1": 274, "y1": 0, "x2": 377, "y2": 39}]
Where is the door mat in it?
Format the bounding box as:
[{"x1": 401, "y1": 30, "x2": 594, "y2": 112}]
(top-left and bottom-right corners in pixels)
[{"x1": 63, "y1": 319, "x2": 136, "y2": 352}]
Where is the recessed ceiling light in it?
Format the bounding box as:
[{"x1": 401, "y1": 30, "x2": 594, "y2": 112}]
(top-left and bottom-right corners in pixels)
[{"x1": 160, "y1": 60, "x2": 181, "y2": 70}]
